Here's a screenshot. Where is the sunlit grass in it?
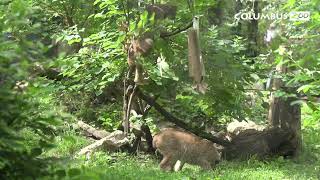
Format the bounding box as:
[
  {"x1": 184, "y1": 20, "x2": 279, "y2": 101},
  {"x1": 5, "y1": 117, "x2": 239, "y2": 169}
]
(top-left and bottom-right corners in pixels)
[
  {"x1": 40, "y1": 107, "x2": 320, "y2": 180},
  {"x1": 42, "y1": 134, "x2": 320, "y2": 180},
  {"x1": 44, "y1": 151, "x2": 319, "y2": 180}
]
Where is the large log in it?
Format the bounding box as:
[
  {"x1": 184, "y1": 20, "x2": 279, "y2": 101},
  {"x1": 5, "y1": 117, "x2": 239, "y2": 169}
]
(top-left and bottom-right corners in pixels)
[
  {"x1": 77, "y1": 130, "x2": 129, "y2": 156},
  {"x1": 77, "y1": 121, "x2": 154, "y2": 155},
  {"x1": 77, "y1": 121, "x2": 110, "y2": 139},
  {"x1": 219, "y1": 120, "x2": 297, "y2": 159},
  {"x1": 222, "y1": 127, "x2": 295, "y2": 160}
]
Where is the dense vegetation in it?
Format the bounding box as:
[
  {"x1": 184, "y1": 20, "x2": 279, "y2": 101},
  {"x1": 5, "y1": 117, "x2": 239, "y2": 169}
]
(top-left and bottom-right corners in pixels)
[{"x1": 0, "y1": 0, "x2": 319, "y2": 179}]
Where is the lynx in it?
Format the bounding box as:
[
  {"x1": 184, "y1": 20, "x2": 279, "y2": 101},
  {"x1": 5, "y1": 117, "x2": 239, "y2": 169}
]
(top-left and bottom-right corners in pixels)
[{"x1": 153, "y1": 128, "x2": 220, "y2": 171}]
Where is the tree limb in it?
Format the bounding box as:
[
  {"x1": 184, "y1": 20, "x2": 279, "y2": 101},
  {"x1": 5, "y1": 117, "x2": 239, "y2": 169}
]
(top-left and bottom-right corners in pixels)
[
  {"x1": 160, "y1": 21, "x2": 193, "y2": 38},
  {"x1": 125, "y1": 84, "x2": 138, "y2": 134},
  {"x1": 77, "y1": 130, "x2": 128, "y2": 156},
  {"x1": 136, "y1": 88, "x2": 232, "y2": 146}
]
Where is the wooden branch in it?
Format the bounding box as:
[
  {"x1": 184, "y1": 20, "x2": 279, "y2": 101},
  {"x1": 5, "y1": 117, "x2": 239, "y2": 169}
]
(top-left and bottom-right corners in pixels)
[
  {"x1": 120, "y1": 0, "x2": 130, "y2": 33},
  {"x1": 141, "y1": 124, "x2": 155, "y2": 153},
  {"x1": 160, "y1": 21, "x2": 193, "y2": 38},
  {"x1": 122, "y1": 70, "x2": 130, "y2": 135},
  {"x1": 142, "y1": 95, "x2": 159, "y2": 119},
  {"x1": 126, "y1": 84, "x2": 138, "y2": 122},
  {"x1": 136, "y1": 89, "x2": 231, "y2": 146},
  {"x1": 77, "y1": 121, "x2": 110, "y2": 139},
  {"x1": 77, "y1": 130, "x2": 128, "y2": 156}
]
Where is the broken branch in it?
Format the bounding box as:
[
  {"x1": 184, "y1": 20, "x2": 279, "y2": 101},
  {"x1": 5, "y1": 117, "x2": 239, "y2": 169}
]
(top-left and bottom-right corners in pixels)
[
  {"x1": 136, "y1": 88, "x2": 231, "y2": 146},
  {"x1": 160, "y1": 21, "x2": 193, "y2": 38}
]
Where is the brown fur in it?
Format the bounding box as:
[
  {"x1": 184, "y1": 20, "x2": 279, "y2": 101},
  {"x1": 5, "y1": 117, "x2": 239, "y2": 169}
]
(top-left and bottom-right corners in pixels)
[{"x1": 153, "y1": 128, "x2": 220, "y2": 171}]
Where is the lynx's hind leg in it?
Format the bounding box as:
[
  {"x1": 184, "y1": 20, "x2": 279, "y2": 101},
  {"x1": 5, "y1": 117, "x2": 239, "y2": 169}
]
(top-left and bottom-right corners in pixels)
[{"x1": 160, "y1": 154, "x2": 177, "y2": 172}]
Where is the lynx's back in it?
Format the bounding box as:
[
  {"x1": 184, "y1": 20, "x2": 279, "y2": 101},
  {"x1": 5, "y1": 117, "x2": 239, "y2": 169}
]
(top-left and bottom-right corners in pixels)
[{"x1": 153, "y1": 128, "x2": 220, "y2": 171}]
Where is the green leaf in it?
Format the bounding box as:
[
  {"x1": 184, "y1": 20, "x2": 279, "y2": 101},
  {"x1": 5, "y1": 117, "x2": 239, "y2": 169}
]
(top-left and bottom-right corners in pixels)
[
  {"x1": 30, "y1": 148, "x2": 42, "y2": 157},
  {"x1": 68, "y1": 168, "x2": 81, "y2": 177},
  {"x1": 290, "y1": 100, "x2": 305, "y2": 106},
  {"x1": 55, "y1": 169, "x2": 66, "y2": 178},
  {"x1": 297, "y1": 84, "x2": 314, "y2": 93},
  {"x1": 95, "y1": 89, "x2": 103, "y2": 96},
  {"x1": 93, "y1": 0, "x2": 101, "y2": 5},
  {"x1": 307, "y1": 102, "x2": 319, "y2": 111}
]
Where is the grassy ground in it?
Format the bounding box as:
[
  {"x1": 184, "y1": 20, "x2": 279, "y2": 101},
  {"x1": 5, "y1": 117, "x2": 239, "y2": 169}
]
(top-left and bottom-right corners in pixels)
[
  {"x1": 40, "y1": 106, "x2": 320, "y2": 180},
  {"x1": 48, "y1": 153, "x2": 320, "y2": 180},
  {"x1": 41, "y1": 128, "x2": 320, "y2": 180}
]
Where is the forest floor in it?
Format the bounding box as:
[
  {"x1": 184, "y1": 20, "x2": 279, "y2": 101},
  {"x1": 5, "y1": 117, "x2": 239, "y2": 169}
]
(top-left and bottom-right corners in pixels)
[{"x1": 35, "y1": 125, "x2": 320, "y2": 180}]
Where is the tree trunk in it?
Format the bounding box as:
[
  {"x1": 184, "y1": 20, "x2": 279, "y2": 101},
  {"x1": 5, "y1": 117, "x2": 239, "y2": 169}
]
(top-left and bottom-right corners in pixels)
[
  {"x1": 247, "y1": 0, "x2": 259, "y2": 57},
  {"x1": 234, "y1": 0, "x2": 242, "y2": 36},
  {"x1": 267, "y1": 62, "x2": 301, "y2": 156},
  {"x1": 280, "y1": 97, "x2": 301, "y2": 156}
]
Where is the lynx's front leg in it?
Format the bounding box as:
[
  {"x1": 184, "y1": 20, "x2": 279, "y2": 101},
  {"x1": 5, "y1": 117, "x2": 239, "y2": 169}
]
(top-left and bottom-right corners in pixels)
[
  {"x1": 174, "y1": 160, "x2": 185, "y2": 171},
  {"x1": 160, "y1": 154, "x2": 177, "y2": 171},
  {"x1": 199, "y1": 160, "x2": 212, "y2": 171}
]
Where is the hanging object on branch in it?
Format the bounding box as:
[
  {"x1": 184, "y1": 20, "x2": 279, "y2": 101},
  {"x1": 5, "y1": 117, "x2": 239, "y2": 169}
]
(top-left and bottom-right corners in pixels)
[
  {"x1": 188, "y1": 16, "x2": 207, "y2": 94},
  {"x1": 146, "y1": 4, "x2": 177, "y2": 20},
  {"x1": 127, "y1": 34, "x2": 154, "y2": 85},
  {"x1": 134, "y1": 63, "x2": 145, "y2": 84}
]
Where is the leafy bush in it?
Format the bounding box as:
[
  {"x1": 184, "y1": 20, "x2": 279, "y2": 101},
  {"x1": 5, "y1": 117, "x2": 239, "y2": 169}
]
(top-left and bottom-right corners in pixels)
[{"x1": 0, "y1": 1, "x2": 67, "y2": 178}]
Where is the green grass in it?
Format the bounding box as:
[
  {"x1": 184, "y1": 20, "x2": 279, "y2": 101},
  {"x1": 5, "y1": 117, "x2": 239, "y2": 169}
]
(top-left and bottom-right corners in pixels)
[
  {"x1": 40, "y1": 108, "x2": 320, "y2": 180},
  {"x1": 41, "y1": 131, "x2": 320, "y2": 180},
  {"x1": 43, "y1": 151, "x2": 319, "y2": 180}
]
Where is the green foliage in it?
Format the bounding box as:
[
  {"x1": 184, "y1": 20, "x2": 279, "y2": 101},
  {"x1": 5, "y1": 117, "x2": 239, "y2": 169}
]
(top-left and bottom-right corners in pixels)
[
  {"x1": 38, "y1": 117, "x2": 320, "y2": 180},
  {"x1": 266, "y1": 0, "x2": 320, "y2": 108},
  {"x1": 1, "y1": 0, "x2": 320, "y2": 178},
  {"x1": 45, "y1": 134, "x2": 91, "y2": 158},
  {"x1": 38, "y1": 0, "x2": 257, "y2": 130},
  {"x1": 0, "y1": 1, "x2": 69, "y2": 178},
  {"x1": 301, "y1": 105, "x2": 320, "y2": 161}
]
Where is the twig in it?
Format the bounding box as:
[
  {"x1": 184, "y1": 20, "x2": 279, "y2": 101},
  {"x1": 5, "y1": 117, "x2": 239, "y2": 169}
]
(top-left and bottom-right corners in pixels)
[
  {"x1": 126, "y1": 84, "x2": 138, "y2": 123},
  {"x1": 122, "y1": 70, "x2": 130, "y2": 135},
  {"x1": 160, "y1": 21, "x2": 193, "y2": 38}
]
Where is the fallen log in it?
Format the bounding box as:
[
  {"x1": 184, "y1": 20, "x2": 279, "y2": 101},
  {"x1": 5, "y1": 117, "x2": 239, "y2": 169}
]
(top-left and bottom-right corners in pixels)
[
  {"x1": 227, "y1": 119, "x2": 265, "y2": 136},
  {"x1": 215, "y1": 120, "x2": 296, "y2": 159},
  {"x1": 77, "y1": 130, "x2": 129, "y2": 156},
  {"x1": 77, "y1": 121, "x2": 110, "y2": 139},
  {"x1": 222, "y1": 127, "x2": 295, "y2": 159},
  {"x1": 77, "y1": 122, "x2": 151, "y2": 155}
]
